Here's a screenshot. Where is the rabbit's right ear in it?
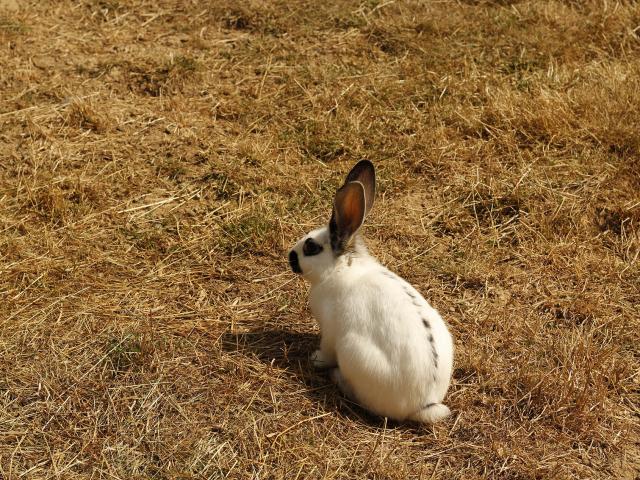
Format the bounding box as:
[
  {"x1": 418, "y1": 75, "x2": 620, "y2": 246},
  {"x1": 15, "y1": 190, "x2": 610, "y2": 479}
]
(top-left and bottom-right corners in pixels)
[
  {"x1": 329, "y1": 181, "x2": 366, "y2": 255},
  {"x1": 344, "y1": 160, "x2": 375, "y2": 217}
]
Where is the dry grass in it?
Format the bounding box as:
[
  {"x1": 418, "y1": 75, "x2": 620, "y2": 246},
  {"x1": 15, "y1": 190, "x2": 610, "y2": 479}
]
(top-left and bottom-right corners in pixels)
[{"x1": 1, "y1": 0, "x2": 639, "y2": 478}]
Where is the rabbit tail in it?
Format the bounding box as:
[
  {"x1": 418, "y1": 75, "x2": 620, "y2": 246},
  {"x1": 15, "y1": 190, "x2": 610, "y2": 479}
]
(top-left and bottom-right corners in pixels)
[{"x1": 408, "y1": 403, "x2": 451, "y2": 424}]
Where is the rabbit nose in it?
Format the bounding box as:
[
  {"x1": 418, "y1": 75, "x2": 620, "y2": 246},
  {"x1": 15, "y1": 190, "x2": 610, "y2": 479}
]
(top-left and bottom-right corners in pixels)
[{"x1": 288, "y1": 250, "x2": 302, "y2": 274}]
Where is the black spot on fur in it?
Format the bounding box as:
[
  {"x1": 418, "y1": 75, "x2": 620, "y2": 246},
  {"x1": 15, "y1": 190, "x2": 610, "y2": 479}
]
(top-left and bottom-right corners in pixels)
[
  {"x1": 303, "y1": 237, "x2": 323, "y2": 256},
  {"x1": 422, "y1": 318, "x2": 431, "y2": 329},
  {"x1": 401, "y1": 283, "x2": 425, "y2": 309},
  {"x1": 288, "y1": 250, "x2": 302, "y2": 274},
  {"x1": 428, "y1": 333, "x2": 438, "y2": 368},
  {"x1": 404, "y1": 287, "x2": 422, "y2": 307}
]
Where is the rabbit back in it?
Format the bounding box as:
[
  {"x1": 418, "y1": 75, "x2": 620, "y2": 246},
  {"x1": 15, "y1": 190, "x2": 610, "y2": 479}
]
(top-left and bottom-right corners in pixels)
[{"x1": 310, "y1": 259, "x2": 453, "y2": 420}]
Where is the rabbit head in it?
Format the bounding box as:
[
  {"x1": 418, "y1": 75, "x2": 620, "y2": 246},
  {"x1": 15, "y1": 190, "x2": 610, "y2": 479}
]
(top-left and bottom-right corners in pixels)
[{"x1": 288, "y1": 160, "x2": 376, "y2": 283}]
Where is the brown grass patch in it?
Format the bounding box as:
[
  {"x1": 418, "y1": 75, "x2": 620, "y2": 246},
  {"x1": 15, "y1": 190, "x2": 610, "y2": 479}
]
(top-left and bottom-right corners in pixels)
[{"x1": 0, "y1": 0, "x2": 639, "y2": 478}]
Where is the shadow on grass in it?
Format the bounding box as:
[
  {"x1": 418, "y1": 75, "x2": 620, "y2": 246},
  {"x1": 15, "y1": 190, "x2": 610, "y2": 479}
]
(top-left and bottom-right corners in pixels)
[{"x1": 221, "y1": 328, "x2": 432, "y2": 432}]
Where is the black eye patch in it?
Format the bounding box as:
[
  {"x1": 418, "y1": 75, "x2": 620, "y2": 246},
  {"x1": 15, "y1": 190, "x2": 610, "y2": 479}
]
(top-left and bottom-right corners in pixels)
[{"x1": 303, "y1": 238, "x2": 323, "y2": 256}]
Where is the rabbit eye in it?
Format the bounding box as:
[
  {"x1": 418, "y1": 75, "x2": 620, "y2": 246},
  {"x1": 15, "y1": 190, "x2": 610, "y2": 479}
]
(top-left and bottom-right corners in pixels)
[{"x1": 303, "y1": 238, "x2": 323, "y2": 256}]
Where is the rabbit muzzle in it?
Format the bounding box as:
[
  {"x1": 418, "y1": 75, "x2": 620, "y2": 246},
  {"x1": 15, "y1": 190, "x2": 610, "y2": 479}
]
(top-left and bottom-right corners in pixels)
[{"x1": 288, "y1": 250, "x2": 302, "y2": 274}]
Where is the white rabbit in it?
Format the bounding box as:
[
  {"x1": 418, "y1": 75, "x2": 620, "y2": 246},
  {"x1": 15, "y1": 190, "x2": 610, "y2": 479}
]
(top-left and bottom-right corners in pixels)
[{"x1": 288, "y1": 160, "x2": 453, "y2": 423}]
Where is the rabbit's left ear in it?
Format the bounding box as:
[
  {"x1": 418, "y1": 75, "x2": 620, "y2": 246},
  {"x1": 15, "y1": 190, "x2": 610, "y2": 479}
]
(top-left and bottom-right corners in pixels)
[
  {"x1": 344, "y1": 160, "x2": 375, "y2": 217},
  {"x1": 330, "y1": 181, "x2": 366, "y2": 254}
]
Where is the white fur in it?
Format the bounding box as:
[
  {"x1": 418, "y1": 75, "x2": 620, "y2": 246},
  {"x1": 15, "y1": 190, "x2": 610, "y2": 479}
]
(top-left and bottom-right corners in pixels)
[{"x1": 290, "y1": 227, "x2": 454, "y2": 423}]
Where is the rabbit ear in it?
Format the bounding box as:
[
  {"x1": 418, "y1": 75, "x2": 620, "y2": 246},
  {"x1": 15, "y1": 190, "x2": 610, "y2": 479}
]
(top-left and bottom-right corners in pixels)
[
  {"x1": 344, "y1": 160, "x2": 375, "y2": 217},
  {"x1": 330, "y1": 181, "x2": 366, "y2": 254}
]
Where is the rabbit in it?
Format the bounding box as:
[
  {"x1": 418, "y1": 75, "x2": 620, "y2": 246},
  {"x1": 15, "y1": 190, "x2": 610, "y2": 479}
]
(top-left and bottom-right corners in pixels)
[{"x1": 288, "y1": 160, "x2": 454, "y2": 424}]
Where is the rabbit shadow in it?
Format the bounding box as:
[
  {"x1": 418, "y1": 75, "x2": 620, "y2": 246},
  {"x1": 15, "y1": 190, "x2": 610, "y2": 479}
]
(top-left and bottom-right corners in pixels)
[{"x1": 221, "y1": 328, "x2": 431, "y2": 432}]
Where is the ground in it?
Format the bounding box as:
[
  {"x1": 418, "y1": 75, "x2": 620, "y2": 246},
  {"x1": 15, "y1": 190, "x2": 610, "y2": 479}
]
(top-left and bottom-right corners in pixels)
[{"x1": 0, "y1": 0, "x2": 639, "y2": 478}]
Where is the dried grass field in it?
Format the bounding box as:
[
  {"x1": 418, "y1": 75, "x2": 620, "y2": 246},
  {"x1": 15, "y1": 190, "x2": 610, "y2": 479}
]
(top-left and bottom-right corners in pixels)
[{"x1": 1, "y1": 0, "x2": 639, "y2": 478}]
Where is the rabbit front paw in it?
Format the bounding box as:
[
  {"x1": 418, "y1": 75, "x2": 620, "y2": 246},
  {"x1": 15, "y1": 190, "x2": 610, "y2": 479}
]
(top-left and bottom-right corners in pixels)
[{"x1": 311, "y1": 349, "x2": 337, "y2": 369}]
